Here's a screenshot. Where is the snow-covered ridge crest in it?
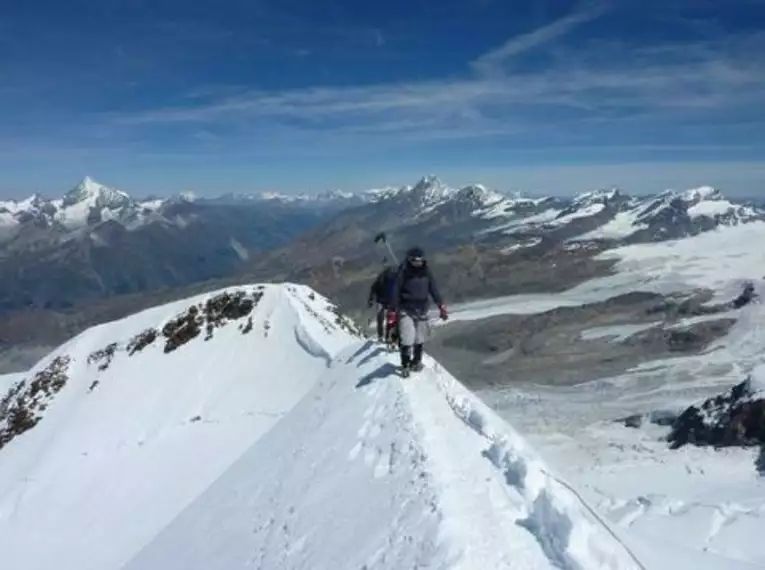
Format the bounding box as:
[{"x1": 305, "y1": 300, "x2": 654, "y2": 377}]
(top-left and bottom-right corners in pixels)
[
  {"x1": 0, "y1": 283, "x2": 361, "y2": 570},
  {"x1": 429, "y1": 365, "x2": 643, "y2": 569},
  {"x1": 0, "y1": 281, "x2": 644, "y2": 570},
  {"x1": 123, "y1": 336, "x2": 643, "y2": 570}
]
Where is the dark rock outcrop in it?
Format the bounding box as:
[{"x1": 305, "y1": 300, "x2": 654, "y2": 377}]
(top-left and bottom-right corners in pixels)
[
  {"x1": 0, "y1": 356, "x2": 71, "y2": 449},
  {"x1": 668, "y1": 376, "x2": 765, "y2": 449},
  {"x1": 88, "y1": 342, "x2": 118, "y2": 371},
  {"x1": 732, "y1": 283, "x2": 758, "y2": 309},
  {"x1": 128, "y1": 328, "x2": 158, "y2": 355},
  {"x1": 163, "y1": 306, "x2": 203, "y2": 353},
  {"x1": 163, "y1": 289, "x2": 263, "y2": 353}
]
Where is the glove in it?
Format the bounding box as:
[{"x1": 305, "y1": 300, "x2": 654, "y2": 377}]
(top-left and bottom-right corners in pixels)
[
  {"x1": 438, "y1": 304, "x2": 449, "y2": 321},
  {"x1": 386, "y1": 310, "x2": 398, "y2": 327}
]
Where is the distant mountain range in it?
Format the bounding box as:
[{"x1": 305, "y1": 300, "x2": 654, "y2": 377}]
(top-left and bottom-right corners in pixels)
[
  {"x1": 1, "y1": 173, "x2": 763, "y2": 361},
  {"x1": 0, "y1": 177, "x2": 341, "y2": 314},
  {"x1": 241, "y1": 174, "x2": 764, "y2": 270}
]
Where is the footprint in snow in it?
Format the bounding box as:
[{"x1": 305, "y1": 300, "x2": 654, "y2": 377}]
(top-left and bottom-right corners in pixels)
[
  {"x1": 364, "y1": 447, "x2": 378, "y2": 467},
  {"x1": 373, "y1": 404, "x2": 386, "y2": 422},
  {"x1": 348, "y1": 441, "x2": 363, "y2": 461},
  {"x1": 374, "y1": 451, "x2": 391, "y2": 478}
]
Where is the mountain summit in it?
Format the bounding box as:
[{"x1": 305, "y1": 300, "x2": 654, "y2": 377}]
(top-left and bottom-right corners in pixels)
[{"x1": 62, "y1": 176, "x2": 132, "y2": 209}]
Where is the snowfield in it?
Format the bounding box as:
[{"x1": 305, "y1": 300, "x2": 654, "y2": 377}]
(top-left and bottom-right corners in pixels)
[
  {"x1": 585, "y1": 221, "x2": 765, "y2": 305},
  {"x1": 444, "y1": 221, "x2": 765, "y2": 326}
]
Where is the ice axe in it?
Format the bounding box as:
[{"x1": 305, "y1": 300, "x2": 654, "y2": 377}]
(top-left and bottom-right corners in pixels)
[{"x1": 374, "y1": 231, "x2": 399, "y2": 265}]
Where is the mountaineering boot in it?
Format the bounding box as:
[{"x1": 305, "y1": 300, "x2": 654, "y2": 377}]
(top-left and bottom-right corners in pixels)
[
  {"x1": 400, "y1": 345, "x2": 412, "y2": 377},
  {"x1": 411, "y1": 344, "x2": 424, "y2": 372}
]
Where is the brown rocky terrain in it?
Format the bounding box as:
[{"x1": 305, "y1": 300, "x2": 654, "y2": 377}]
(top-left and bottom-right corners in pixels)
[
  {"x1": 0, "y1": 241, "x2": 616, "y2": 373},
  {"x1": 427, "y1": 291, "x2": 738, "y2": 389}
]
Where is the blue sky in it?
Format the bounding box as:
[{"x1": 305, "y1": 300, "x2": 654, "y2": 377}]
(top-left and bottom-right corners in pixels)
[{"x1": 1, "y1": 0, "x2": 764, "y2": 197}]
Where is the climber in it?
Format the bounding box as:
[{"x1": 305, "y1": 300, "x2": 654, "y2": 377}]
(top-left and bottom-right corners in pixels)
[
  {"x1": 368, "y1": 263, "x2": 398, "y2": 344},
  {"x1": 388, "y1": 246, "x2": 448, "y2": 375},
  {"x1": 732, "y1": 282, "x2": 758, "y2": 309}
]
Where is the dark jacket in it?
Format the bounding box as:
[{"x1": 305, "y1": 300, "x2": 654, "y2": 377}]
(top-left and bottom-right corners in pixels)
[
  {"x1": 369, "y1": 267, "x2": 397, "y2": 306},
  {"x1": 733, "y1": 287, "x2": 758, "y2": 309},
  {"x1": 390, "y1": 260, "x2": 443, "y2": 315}
]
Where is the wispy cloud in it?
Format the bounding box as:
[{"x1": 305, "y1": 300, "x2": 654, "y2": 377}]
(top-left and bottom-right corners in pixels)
[
  {"x1": 472, "y1": 1, "x2": 610, "y2": 74},
  {"x1": 106, "y1": 14, "x2": 765, "y2": 148},
  {"x1": 371, "y1": 28, "x2": 385, "y2": 48}
]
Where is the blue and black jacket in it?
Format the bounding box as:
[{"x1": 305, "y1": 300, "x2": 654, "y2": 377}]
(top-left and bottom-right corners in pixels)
[{"x1": 389, "y1": 260, "x2": 443, "y2": 316}]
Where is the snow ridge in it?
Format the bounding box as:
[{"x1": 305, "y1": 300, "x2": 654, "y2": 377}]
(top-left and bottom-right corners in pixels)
[
  {"x1": 0, "y1": 283, "x2": 362, "y2": 570},
  {"x1": 0, "y1": 279, "x2": 651, "y2": 570},
  {"x1": 427, "y1": 362, "x2": 645, "y2": 570},
  {"x1": 121, "y1": 334, "x2": 643, "y2": 570}
]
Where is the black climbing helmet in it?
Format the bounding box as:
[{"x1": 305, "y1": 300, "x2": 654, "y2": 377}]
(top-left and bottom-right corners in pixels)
[
  {"x1": 406, "y1": 246, "x2": 424, "y2": 258},
  {"x1": 406, "y1": 246, "x2": 425, "y2": 266}
]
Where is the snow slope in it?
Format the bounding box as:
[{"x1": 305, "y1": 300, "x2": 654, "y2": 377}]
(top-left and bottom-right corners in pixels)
[
  {"x1": 126, "y1": 344, "x2": 641, "y2": 570},
  {"x1": 0, "y1": 284, "x2": 357, "y2": 570},
  {"x1": 0, "y1": 283, "x2": 646, "y2": 570}
]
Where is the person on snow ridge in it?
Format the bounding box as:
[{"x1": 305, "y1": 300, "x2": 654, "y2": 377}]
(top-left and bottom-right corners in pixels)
[
  {"x1": 368, "y1": 263, "x2": 398, "y2": 343},
  {"x1": 388, "y1": 246, "x2": 448, "y2": 372},
  {"x1": 732, "y1": 281, "x2": 758, "y2": 309}
]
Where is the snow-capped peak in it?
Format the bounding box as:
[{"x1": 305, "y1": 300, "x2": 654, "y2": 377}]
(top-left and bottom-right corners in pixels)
[
  {"x1": 413, "y1": 174, "x2": 441, "y2": 188},
  {"x1": 0, "y1": 193, "x2": 45, "y2": 215},
  {"x1": 573, "y1": 187, "x2": 621, "y2": 206},
  {"x1": 256, "y1": 190, "x2": 296, "y2": 201},
  {"x1": 315, "y1": 189, "x2": 357, "y2": 201},
  {"x1": 409, "y1": 175, "x2": 457, "y2": 209},
  {"x1": 638, "y1": 185, "x2": 739, "y2": 223},
  {"x1": 682, "y1": 185, "x2": 720, "y2": 202},
  {"x1": 63, "y1": 176, "x2": 132, "y2": 209},
  {"x1": 456, "y1": 183, "x2": 505, "y2": 208},
  {"x1": 575, "y1": 184, "x2": 764, "y2": 242},
  {"x1": 179, "y1": 190, "x2": 197, "y2": 203}
]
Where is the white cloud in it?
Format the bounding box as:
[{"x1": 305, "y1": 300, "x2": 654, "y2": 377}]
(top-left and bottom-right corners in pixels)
[
  {"x1": 472, "y1": 1, "x2": 609, "y2": 74},
  {"x1": 109, "y1": 22, "x2": 765, "y2": 146}
]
